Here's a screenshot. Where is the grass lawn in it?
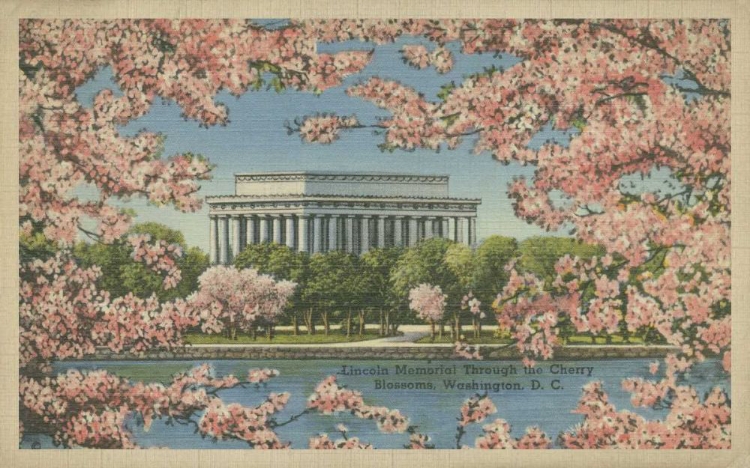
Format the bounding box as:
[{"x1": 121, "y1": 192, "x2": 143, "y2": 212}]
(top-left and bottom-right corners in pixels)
[
  {"x1": 184, "y1": 328, "x2": 388, "y2": 345},
  {"x1": 416, "y1": 331, "x2": 647, "y2": 346},
  {"x1": 566, "y1": 334, "x2": 645, "y2": 345},
  {"x1": 415, "y1": 329, "x2": 514, "y2": 345}
]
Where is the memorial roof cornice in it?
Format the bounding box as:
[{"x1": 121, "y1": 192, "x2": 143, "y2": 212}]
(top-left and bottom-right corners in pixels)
[
  {"x1": 206, "y1": 193, "x2": 481, "y2": 203},
  {"x1": 233, "y1": 171, "x2": 451, "y2": 182}
]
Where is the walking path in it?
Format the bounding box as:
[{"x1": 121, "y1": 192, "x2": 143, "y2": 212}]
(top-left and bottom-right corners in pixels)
[{"x1": 371, "y1": 328, "x2": 429, "y2": 343}]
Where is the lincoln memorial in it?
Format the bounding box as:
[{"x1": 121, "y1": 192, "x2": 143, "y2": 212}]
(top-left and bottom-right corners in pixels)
[{"x1": 206, "y1": 172, "x2": 481, "y2": 264}]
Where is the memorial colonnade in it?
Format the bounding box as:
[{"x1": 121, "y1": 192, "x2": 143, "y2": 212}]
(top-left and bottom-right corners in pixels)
[{"x1": 208, "y1": 210, "x2": 478, "y2": 264}]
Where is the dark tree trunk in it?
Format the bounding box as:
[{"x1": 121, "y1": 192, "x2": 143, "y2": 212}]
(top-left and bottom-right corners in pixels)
[
  {"x1": 379, "y1": 309, "x2": 384, "y2": 336},
  {"x1": 347, "y1": 309, "x2": 352, "y2": 337},
  {"x1": 293, "y1": 313, "x2": 299, "y2": 336},
  {"x1": 303, "y1": 308, "x2": 315, "y2": 335},
  {"x1": 323, "y1": 310, "x2": 330, "y2": 335},
  {"x1": 358, "y1": 310, "x2": 365, "y2": 336}
]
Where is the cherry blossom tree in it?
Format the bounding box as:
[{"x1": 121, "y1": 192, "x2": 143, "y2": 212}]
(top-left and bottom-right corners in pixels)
[
  {"x1": 294, "y1": 18, "x2": 730, "y2": 366},
  {"x1": 21, "y1": 368, "x2": 426, "y2": 449},
  {"x1": 559, "y1": 377, "x2": 730, "y2": 449},
  {"x1": 20, "y1": 364, "x2": 290, "y2": 448},
  {"x1": 18, "y1": 18, "x2": 373, "y2": 448},
  {"x1": 289, "y1": 19, "x2": 731, "y2": 448},
  {"x1": 190, "y1": 266, "x2": 296, "y2": 340},
  {"x1": 408, "y1": 284, "x2": 446, "y2": 339},
  {"x1": 19, "y1": 253, "x2": 200, "y2": 373}
]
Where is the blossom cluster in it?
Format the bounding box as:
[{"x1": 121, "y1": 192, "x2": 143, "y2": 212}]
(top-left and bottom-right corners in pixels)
[
  {"x1": 405, "y1": 431, "x2": 435, "y2": 449},
  {"x1": 457, "y1": 393, "x2": 497, "y2": 428},
  {"x1": 190, "y1": 266, "x2": 296, "y2": 335},
  {"x1": 409, "y1": 284, "x2": 447, "y2": 323},
  {"x1": 295, "y1": 114, "x2": 360, "y2": 144},
  {"x1": 454, "y1": 341, "x2": 483, "y2": 360},
  {"x1": 307, "y1": 375, "x2": 410, "y2": 433},
  {"x1": 559, "y1": 380, "x2": 730, "y2": 448},
  {"x1": 461, "y1": 292, "x2": 484, "y2": 318},
  {"x1": 455, "y1": 393, "x2": 553, "y2": 449},
  {"x1": 400, "y1": 44, "x2": 454, "y2": 74},
  {"x1": 128, "y1": 234, "x2": 184, "y2": 289},
  {"x1": 197, "y1": 394, "x2": 290, "y2": 449},
  {"x1": 247, "y1": 368, "x2": 280, "y2": 385},
  {"x1": 19, "y1": 253, "x2": 200, "y2": 371},
  {"x1": 19, "y1": 364, "x2": 289, "y2": 449},
  {"x1": 474, "y1": 420, "x2": 552, "y2": 449},
  {"x1": 309, "y1": 430, "x2": 373, "y2": 449}
]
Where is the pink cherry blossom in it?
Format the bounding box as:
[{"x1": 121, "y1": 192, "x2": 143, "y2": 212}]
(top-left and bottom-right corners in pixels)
[
  {"x1": 309, "y1": 434, "x2": 373, "y2": 449},
  {"x1": 247, "y1": 368, "x2": 280, "y2": 385},
  {"x1": 401, "y1": 44, "x2": 454, "y2": 74},
  {"x1": 474, "y1": 419, "x2": 552, "y2": 449},
  {"x1": 190, "y1": 265, "x2": 296, "y2": 337},
  {"x1": 306, "y1": 375, "x2": 410, "y2": 434},
  {"x1": 454, "y1": 341, "x2": 483, "y2": 360},
  {"x1": 19, "y1": 364, "x2": 292, "y2": 449},
  {"x1": 409, "y1": 284, "x2": 446, "y2": 336},
  {"x1": 559, "y1": 380, "x2": 730, "y2": 449},
  {"x1": 458, "y1": 393, "x2": 497, "y2": 428}
]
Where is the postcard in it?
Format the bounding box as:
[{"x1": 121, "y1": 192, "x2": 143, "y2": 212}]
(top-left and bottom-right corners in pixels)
[{"x1": 6, "y1": 5, "x2": 747, "y2": 467}]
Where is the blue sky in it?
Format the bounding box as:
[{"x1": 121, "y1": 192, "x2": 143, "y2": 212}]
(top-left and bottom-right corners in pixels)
[{"x1": 76, "y1": 33, "x2": 577, "y2": 251}]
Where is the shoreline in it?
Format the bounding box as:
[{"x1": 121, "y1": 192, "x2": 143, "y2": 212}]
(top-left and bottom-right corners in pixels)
[{"x1": 76, "y1": 344, "x2": 681, "y2": 361}]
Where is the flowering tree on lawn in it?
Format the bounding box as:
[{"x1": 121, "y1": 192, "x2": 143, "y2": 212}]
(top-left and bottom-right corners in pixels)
[
  {"x1": 190, "y1": 266, "x2": 296, "y2": 340},
  {"x1": 409, "y1": 284, "x2": 446, "y2": 339},
  {"x1": 461, "y1": 292, "x2": 484, "y2": 339}
]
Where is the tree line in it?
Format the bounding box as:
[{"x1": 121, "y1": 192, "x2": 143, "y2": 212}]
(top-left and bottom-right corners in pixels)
[{"x1": 73, "y1": 222, "x2": 604, "y2": 340}]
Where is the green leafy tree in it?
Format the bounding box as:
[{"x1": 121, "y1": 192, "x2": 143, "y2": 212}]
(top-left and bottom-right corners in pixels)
[
  {"x1": 234, "y1": 243, "x2": 282, "y2": 273},
  {"x1": 444, "y1": 243, "x2": 475, "y2": 339},
  {"x1": 518, "y1": 236, "x2": 603, "y2": 284},
  {"x1": 303, "y1": 252, "x2": 360, "y2": 335},
  {"x1": 473, "y1": 236, "x2": 518, "y2": 304},
  {"x1": 391, "y1": 238, "x2": 461, "y2": 338},
  {"x1": 360, "y1": 247, "x2": 405, "y2": 336},
  {"x1": 20, "y1": 230, "x2": 60, "y2": 263},
  {"x1": 471, "y1": 236, "x2": 518, "y2": 336},
  {"x1": 74, "y1": 222, "x2": 208, "y2": 302}
]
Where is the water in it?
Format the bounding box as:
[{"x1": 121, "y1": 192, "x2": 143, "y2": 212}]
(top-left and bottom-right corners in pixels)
[{"x1": 22, "y1": 358, "x2": 729, "y2": 449}]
